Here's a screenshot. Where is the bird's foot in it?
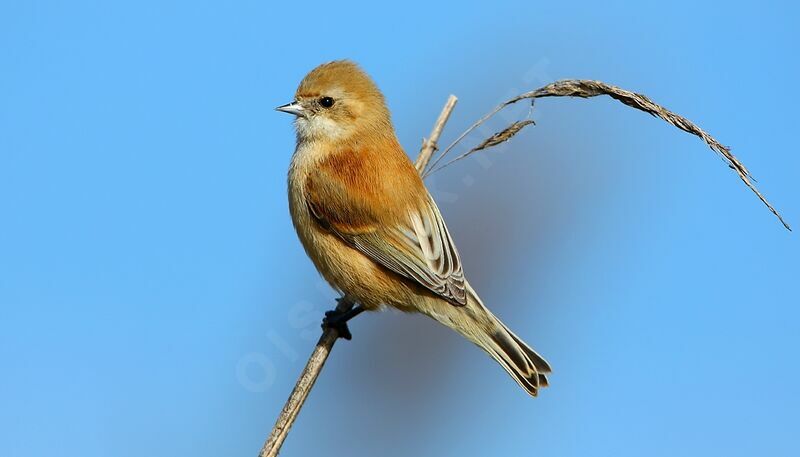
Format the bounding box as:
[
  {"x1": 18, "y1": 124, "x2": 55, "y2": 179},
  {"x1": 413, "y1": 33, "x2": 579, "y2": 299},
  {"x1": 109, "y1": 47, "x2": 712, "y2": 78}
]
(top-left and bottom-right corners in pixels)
[{"x1": 321, "y1": 305, "x2": 365, "y2": 340}]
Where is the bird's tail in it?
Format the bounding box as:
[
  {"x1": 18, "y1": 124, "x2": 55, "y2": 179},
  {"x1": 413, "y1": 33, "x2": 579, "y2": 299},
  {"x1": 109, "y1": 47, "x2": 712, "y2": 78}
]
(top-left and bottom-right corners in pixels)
[{"x1": 424, "y1": 283, "x2": 551, "y2": 396}]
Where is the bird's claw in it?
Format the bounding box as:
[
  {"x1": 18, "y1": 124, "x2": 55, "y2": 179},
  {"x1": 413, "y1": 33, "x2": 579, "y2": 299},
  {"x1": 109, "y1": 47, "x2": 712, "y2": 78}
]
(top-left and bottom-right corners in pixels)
[{"x1": 322, "y1": 309, "x2": 353, "y2": 340}]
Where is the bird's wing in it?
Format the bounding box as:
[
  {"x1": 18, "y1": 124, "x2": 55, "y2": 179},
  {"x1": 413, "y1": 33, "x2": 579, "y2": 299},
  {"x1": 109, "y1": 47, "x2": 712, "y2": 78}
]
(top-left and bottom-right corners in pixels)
[{"x1": 305, "y1": 158, "x2": 467, "y2": 306}]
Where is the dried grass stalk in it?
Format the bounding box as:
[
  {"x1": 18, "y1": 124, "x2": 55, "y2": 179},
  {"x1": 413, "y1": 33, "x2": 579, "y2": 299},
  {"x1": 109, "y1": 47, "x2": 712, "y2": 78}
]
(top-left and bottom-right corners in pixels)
[
  {"x1": 415, "y1": 95, "x2": 458, "y2": 173},
  {"x1": 258, "y1": 297, "x2": 355, "y2": 457},
  {"x1": 425, "y1": 79, "x2": 790, "y2": 230},
  {"x1": 425, "y1": 120, "x2": 534, "y2": 176}
]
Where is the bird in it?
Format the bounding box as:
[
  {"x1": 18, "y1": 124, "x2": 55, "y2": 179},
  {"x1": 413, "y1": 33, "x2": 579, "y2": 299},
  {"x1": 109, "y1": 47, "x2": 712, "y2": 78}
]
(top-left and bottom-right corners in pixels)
[{"x1": 276, "y1": 60, "x2": 551, "y2": 396}]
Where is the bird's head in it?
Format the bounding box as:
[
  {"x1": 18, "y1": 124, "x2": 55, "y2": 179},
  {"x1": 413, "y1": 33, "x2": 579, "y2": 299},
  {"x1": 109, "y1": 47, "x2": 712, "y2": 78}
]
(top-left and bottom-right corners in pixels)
[{"x1": 276, "y1": 60, "x2": 393, "y2": 143}]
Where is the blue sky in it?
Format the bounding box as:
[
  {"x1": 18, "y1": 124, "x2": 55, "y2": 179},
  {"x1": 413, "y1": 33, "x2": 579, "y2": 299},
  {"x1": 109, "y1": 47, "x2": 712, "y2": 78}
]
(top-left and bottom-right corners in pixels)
[{"x1": 1, "y1": 1, "x2": 798, "y2": 456}]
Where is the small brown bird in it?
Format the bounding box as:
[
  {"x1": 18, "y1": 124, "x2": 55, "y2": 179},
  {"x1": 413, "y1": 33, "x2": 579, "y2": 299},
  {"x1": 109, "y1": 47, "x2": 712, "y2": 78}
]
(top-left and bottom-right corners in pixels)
[{"x1": 277, "y1": 60, "x2": 551, "y2": 396}]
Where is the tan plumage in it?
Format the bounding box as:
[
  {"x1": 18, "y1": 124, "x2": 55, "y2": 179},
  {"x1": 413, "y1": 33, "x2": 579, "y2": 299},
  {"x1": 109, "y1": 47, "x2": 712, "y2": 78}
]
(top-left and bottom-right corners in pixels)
[{"x1": 280, "y1": 60, "x2": 550, "y2": 396}]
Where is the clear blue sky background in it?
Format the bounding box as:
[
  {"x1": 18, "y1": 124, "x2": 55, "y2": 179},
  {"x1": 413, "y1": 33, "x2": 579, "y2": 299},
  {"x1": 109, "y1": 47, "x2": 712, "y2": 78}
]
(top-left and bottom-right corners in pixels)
[{"x1": 1, "y1": 1, "x2": 798, "y2": 456}]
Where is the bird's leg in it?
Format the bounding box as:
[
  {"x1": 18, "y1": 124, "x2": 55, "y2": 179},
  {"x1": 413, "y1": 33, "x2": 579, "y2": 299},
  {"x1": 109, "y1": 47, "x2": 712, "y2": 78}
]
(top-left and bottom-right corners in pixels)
[{"x1": 322, "y1": 301, "x2": 365, "y2": 340}]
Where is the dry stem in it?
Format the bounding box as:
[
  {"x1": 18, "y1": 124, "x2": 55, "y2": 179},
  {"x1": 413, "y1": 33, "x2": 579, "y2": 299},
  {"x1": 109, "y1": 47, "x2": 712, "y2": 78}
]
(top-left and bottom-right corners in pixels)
[
  {"x1": 258, "y1": 297, "x2": 354, "y2": 457},
  {"x1": 415, "y1": 95, "x2": 458, "y2": 173},
  {"x1": 423, "y1": 79, "x2": 789, "y2": 230},
  {"x1": 426, "y1": 120, "x2": 534, "y2": 176}
]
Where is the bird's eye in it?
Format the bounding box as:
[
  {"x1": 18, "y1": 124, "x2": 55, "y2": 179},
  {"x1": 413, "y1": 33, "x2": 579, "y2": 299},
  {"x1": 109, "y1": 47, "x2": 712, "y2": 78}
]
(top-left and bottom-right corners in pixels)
[{"x1": 319, "y1": 97, "x2": 335, "y2": 108}]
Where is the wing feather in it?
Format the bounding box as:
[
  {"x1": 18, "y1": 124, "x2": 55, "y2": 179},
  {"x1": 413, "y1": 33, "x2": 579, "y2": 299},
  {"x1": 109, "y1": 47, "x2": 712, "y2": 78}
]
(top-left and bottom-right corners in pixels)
[{"x1": 306, "y1": 174, "x2": 466, "y2": 306}]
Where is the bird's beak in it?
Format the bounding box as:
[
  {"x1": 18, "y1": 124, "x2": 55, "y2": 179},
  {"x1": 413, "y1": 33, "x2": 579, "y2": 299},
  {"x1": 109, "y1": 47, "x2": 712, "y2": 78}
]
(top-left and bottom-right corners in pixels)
[{"x1": 275, "y1": 101, "x2": 306, "y2": 118}]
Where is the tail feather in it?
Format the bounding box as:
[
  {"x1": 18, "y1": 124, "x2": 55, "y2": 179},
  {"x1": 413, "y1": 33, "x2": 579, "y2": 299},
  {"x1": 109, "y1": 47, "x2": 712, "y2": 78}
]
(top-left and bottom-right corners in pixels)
[
  {"x1": 467, "y1": 285, "x2": 551, "y2": 397},
  {"x1": 501, "y1": 321, "x2": 552, "y2": 374},
  {"x1": 538, "y1": 373, "x2": 549, "y2": 388},
  {"x1": 419, "y1": 282, "x2": 551, "y2": 397},
  {"x1": 484, "y1": 324, "x2": 550, "y2": 396}
]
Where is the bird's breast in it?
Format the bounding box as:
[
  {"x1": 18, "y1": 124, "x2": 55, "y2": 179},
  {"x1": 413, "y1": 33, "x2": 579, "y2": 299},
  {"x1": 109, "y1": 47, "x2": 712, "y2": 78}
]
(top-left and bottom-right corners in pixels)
[
  {"x1": 287, "y1": 143, "x2": 355, "y2": 294},
  {"x1": 287, "y1": 144, "x2": 322, "y2": 257}
]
